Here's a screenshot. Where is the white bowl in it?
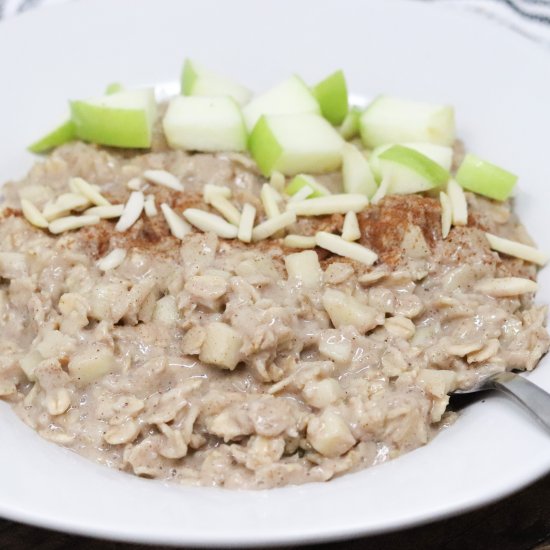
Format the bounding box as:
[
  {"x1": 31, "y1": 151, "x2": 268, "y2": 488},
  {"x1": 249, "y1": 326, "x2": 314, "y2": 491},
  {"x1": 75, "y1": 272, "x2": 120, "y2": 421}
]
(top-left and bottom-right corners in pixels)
[{"x1": 1, "y1": 0, "x2": 549, "y2": 546}]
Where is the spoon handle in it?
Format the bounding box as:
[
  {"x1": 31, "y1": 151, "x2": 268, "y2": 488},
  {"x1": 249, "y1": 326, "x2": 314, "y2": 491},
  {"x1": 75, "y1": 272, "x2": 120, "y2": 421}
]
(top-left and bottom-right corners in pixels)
[{"x1": 489, "y1": 372, "x2": 550, "y2": 432}]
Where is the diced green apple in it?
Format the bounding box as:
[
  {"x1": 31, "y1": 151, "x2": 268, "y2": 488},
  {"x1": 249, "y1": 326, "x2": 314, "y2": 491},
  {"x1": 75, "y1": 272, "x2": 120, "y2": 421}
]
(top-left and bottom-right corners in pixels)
[
  {"x1": 313, "y1": 70, "x2": 348, "y2": 125},
  {"x1": 369, "y1": 142, "x2": 453, "y2": 181},
  {"x1": 163, "y1": 96, "x2": 247, "y2": 152},
  {"x1": 28, "y1": 120, "x2": 75, "y2": 153},
  {"x1": 105, "y1": 82, "x2": 124, "y2": 94},
  {"x1": 181, "y1": 58, "x2": 252, "y2": 106},
  {"x1": 242, "y1": 75, "x2": 320, "y2": 131},
  {"x1": 70, "y1": 89, "x2": 156, "y2": 148},
  {"x1": 455, "y1": 154, "x2": 517, "y2": 201},
  {"x1": 339, "y1": 106, "x2": 361, "y2": 140},
  {"x1": 378, "y1": 145, "x2": 450, "y2": 194},
  {"x1": 248, "y1": 113, "x2": 344, "y2": 177},
  {"x1": 286, "y1": 174, "x2": 331, "y2": 198},
  {"x1": 360, "y1": 96, "x2": 455, "y2": 148},
  {"x1": 342, "y1": 143, "x2": 377, "y2": 198}
]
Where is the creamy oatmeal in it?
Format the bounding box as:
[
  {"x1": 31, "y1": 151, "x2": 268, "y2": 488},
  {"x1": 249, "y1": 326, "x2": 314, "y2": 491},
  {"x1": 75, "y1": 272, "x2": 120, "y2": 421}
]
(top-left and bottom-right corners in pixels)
[{"x1": 0, "y1": 138, "x2": 548, "y2": 489}]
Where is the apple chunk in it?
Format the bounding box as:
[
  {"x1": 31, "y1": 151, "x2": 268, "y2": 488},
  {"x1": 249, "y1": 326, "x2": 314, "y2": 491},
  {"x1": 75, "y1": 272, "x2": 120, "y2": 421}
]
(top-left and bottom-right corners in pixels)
[
  {"x1": 339, "y1": 106, "x2": 361, "y2": 140},
  {"x1": 378, "y1": 145, "x2": 450, "y2": 194},
  {"x1": 360, "y1": 96, "x2": 455, "y2": 148},
  {"x1": 286, "y1": 174, "x2": 331, "y2": 198},
  {"x1": 163, "y1": 96, "x2": 247, "y2": 152},
  {"x1": 28, "y1": 119, "x2": 75, "y2": 153},
  {"x1": 369, "y1": 142, "x2": 453, "y2": 182},
  {"x1": 70, "y1": 89, "x2": 156, "y2": 148},
  {"x1": 181, "y1": 58, "x2": 252, "y2": 106},
  {"x1": 242, "y1": 75, "x2": 320, "y2": 131},
  {"x1": 342, "y1": 143, "x2": 377, "y2": 198},
  {"x1": 455, "y1": 154, "x2": 517, "y2": 201},
  {"x1": 248, "y1": 113, "x2": 344, "y2": 176},
  {"x1": 313, "y1": 70, "x2": 348, "y2": 125}
]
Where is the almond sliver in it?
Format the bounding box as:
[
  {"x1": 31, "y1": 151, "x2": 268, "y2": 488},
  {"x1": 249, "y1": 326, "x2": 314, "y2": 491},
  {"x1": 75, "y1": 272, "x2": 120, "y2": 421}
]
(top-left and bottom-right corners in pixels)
[
  {"x1": 115, "y1": 191, "x2": 144, "y2": 232},
  {"x1": 475, "y1": 277, "x2": 537, "y2": 297},
  {"x1": 439, "y1": 191, "x2": 452, "y2": 239},
  {"x1": 485, "y1": 233, "x2": 549, "y2": 266},
  {"x1": 315, "y1": 231, "x2": 378, "y2": 266},
  {"x1": 252, "y1": 211, "x2": 296, "y2": 241},
  {"x1": 447, "y1": 179, "x2": 468, "y2": 226},
  {"x1": 237, "y1": 203, "x2": 256, "y2": 243},
  {"x1": 85, "y1": 204, "x2": 124, "y2": 219},
  {"x1": 143, "y1": 169, "x2": 184, "y2": 192},
  {"x1": 70, "y1": 177, "x2": 111, "y2": 206},
  {"x1": 210, "y1": 195, "x2": 241, "y2": 226},
  {"x1": 48, "y1": 215, "x2": 100, "y2": 234},
  {"x1": 161, "y1": 203, "x2": 192, "y2": 239},
  {"x1": 341, "y1": 211, "x2": 361, "y2": 242},
  {"x1": 203, "y1": 184, "x2": 232, "y2": 204},
  {"x1": 283, "y1": 234, "x2": 317, "y2": 249},
  {"x1": 287, "y1": 194, "x2": 368, "y2": 216},
  {"x1": 183, "y1": 208, "x2": 238, "y2": 239},
  {"x1": 20, "y1": 198, "x2": 48, "y2": 228}
]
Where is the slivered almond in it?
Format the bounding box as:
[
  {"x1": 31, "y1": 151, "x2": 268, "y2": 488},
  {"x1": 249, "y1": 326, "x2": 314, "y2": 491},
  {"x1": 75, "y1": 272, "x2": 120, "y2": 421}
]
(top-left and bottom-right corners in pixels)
[
  {"x1": 203, "y1": 184, "x2": 232, "y2": 204},
  {"x1": 42, "y1": 193, "x2": 91, "y2": 221},
  {"x1": 439, "y1": 191, "x2": 452, "y2": 239},
  {"x1": 20, "y1": 198, "x2": 48, "y2": 228},
  {"x1": 475, "y1": 277, "x2": 538, "y2": 297},
  {"x1": 144, "y1": 195, "x2": 158, "y2": 217},
  {"x1": 48, "y1": 215, "x2": 100, "y2": 234},
  {"x1": 485, "y1": 233, "x2": 549, "y2": 266},
  {"x1": 252, "y1": 211, "x2": 296, "y2": 241},
  {"x1": 183, "y1": 208, "x2": 238, "y2": 239},
  {"x1": 127, "y1": 177, "x2": 144, "y2": 191},
  {"x1": 161, "y1": 203, "x2": 192, "y2": 239},
  {"x1": 85, "y1": 204, "x2": 124, "y2": 218},
  {"x1": 210, "y1": 195, "x2": 241, "y2": 226},
  {"x1": 283, "y1": 234, "x2": 317, "y2": 249},
  {"x1": 68, "y1": 179, "x2": 101, "y2": 194},
  {"x1": 97, "y1": 248, "x2": 127, "y2": 271},
  {"x1": 238, "y1": 203, "x2": 256, "y2": 243},
  {"x1": 115, "y1": 191, "x2": 144, "y2": 232},
  {"x1": 287, "y1": 194, "x2": 368, "y2": 216},
  {"x1": 370, "y1": 176, "x2": 390, "y2": 205},
  {"x1": 315, "y1": 231, "x2": 378, "y2": 266},
  {"x1": 341, "y1": 211, "x2": 361, "y2": 242},
  {"x1": 143, "y1": 169, "x2": 184, "y2": 191},
  {"x1": 70, "y1": 177, "x2": 110, "y2": 206},
  {"x1": 447, "y1": 178, "x2": 468, "y2": 226},
  {"x1": 269, "y1": 171, "x2": 285, "y2": 192},
  {"x1": 260, "y1": 183, "x2": 281, "y2": 218}
]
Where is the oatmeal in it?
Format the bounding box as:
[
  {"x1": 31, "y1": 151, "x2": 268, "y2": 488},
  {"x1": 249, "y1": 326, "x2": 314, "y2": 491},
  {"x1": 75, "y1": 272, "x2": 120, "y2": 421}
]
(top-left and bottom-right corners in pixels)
[{"x1": 0, "y1": 141, "x2": 547, "y2": 489}]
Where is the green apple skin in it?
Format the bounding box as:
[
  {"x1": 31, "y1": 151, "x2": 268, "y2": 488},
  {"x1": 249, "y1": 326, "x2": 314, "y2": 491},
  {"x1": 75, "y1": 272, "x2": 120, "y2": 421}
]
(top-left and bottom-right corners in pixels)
[
  {"x1": 243, "y1": 75, "x2": 320, "y2": 132},
  {"x1": 181, "y1": 59, "x2": 252, "y2": 106},
  {"x1": 313, "y1": 70, "x2": 348, "y2": 126},
  {"x1": 286, "y1": 174, "x2": 331, "y2": 198},
  {"x1": 455, "y1": 154, "x2": 517, "y2": 201},
  {"x1": 370, "y1": 142, "x2": 453, "y2": 182},
  {"x1": 378, "y1": 145, "x2": 450, "y2": 194},
  {"x1": 163, "y1": 96, "x2": 247, "y2": 152},
  {"x1": 28, "y1": 120, "x2": 75, "y2": 153},
  {"x1": 105, "y1": 82, "x2": 124, "y2": 95},
  {"x1": 248, "y1": 113, "x2": 344, "y2": 177},
  {"x1": 70, "y1": 89, "x2": 157, "y2": 148},
  {"x1": 339, "y1": 106, "x2": 361, "y2": 140},
  {"x1": 342, "y1": 143, "x2": 377, "y2": 198},
  {"x1": 360, "y1": 96, "x2": 455, "y2": 148}
]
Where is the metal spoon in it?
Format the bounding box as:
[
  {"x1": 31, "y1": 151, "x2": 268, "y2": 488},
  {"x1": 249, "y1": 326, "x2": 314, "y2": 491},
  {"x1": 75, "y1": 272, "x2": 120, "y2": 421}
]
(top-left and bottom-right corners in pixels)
[{"x1": 454, "y1": 371, "x2": 550, "y2": 431}]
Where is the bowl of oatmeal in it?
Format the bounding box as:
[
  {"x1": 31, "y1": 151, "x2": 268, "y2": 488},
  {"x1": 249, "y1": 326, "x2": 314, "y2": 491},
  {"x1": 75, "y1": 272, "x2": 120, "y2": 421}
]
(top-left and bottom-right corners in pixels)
[{"x1": 1, "y1": 0, "x2": 549, "y2": 546}]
